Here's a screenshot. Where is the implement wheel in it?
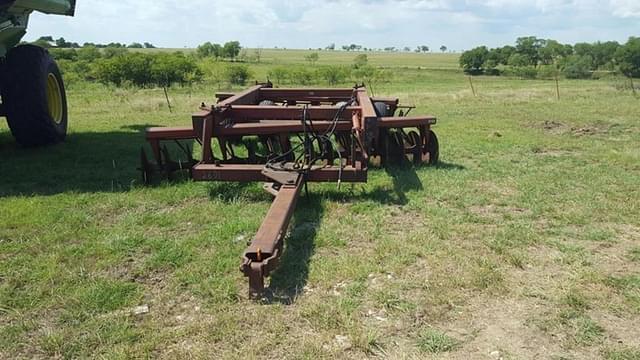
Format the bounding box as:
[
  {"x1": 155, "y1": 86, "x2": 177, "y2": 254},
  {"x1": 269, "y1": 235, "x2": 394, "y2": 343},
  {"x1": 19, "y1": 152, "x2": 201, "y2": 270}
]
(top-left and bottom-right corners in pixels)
[
  {"x1": 1, "y1": 45, "x2": 68, "y2": 146},
  {"x1": 425, "y1": 129, "x2": 439, "y2": 165}
]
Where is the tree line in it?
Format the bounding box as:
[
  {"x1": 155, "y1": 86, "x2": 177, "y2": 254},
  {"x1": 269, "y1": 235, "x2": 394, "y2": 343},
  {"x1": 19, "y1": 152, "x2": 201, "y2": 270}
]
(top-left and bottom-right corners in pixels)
[
  {"x1": 30, "y1": 36, "x2": 156, "y2": 49},
  {"x1": 323, "y1": 43, "x2": 447, "y2": 53},
  {"x1": 196, "y1": 41, "x2": 242, "y2": 60},
  {"x1": 460, "y1": 36, "x2": 640, "y2": 80}
]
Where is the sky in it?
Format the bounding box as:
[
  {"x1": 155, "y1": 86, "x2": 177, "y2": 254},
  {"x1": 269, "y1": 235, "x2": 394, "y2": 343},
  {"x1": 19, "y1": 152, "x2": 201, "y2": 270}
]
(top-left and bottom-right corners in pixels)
[{"x1": 24, "y1": 0, "x2": 640, "y2": 51}]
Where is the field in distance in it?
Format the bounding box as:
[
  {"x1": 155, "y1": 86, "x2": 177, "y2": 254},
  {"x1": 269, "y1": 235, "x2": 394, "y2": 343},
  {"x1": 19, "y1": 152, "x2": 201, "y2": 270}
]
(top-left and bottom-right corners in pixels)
[{"x1": 135, "y1": 47, "x2": 461, "y2": 69}]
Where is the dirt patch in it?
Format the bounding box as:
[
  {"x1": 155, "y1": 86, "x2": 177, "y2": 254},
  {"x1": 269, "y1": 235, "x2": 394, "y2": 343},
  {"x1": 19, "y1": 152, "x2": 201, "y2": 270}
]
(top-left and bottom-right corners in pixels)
[
  {"x1": 571, "y1": 126, "x2": 602, "y2": 136},
  {"x1": 542, "y1": 120, "x2": 566, "y2": 131},
  {"x1": 589, "y1": 311, "x2": 640, "y2": 347},
  {"x1": 585, "y1": 224, "x2": 640, "y2": 276},
  {"x1": 536, "y1": 120, "x2": 611, "y2": 137},
  {"x1": 531, "y1": 147, "x2": 574, "y2": 157},
  {"x1": 469, "y1": 204, "x2": 532, "y2": 220},
  {"x1": 443, "y1": 296, "x2": 568, "y2": 359}
]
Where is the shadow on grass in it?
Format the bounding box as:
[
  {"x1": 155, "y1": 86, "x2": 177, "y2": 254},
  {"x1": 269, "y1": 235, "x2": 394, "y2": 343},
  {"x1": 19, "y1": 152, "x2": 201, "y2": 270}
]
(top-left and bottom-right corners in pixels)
[
  {"x1": 262, "y1": 161, "x2": 466, "y2": 304},
  {"x1": 1, "y1": 128, "x2": 465, "y2": 304},
  {"x1": 0, "y1": 127, "x2": 194, "y2": 197},
  {"x1": 266, "y1": 193, "x2": 323, "y2": 304}
]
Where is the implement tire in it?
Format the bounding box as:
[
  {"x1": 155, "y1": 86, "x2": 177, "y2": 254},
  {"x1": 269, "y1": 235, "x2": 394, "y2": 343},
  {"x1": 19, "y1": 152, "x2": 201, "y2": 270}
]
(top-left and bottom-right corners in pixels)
[{"x1": 1, "y1": 45, "x2": 68, "y2": 146}]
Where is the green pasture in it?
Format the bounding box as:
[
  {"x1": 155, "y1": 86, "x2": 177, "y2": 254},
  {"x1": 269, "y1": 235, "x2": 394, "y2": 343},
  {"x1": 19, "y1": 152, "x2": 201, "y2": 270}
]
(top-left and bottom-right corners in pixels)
[{"x1": 1, "y1": 51, "x2": 639, "y2": 359}]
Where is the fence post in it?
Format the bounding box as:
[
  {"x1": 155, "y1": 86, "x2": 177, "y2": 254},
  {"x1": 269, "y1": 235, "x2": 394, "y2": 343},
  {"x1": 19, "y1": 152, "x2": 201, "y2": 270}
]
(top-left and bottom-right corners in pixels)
[{"x1": 468, "y1": 76, "x2": 477, "y2": 97}]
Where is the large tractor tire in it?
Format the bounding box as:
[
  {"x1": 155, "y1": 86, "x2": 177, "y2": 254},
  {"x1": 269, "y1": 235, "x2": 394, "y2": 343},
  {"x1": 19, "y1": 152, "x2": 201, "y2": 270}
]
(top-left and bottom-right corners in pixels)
[{"x1": 1, "y1": 45, "x2": 68, "y2": 146}]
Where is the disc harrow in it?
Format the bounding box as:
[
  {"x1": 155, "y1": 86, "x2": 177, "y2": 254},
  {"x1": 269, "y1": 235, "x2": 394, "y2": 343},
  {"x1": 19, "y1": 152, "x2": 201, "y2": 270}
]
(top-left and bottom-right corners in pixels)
[{"x1": 140, "y1": 83, "x2": 439, "y2": 297}]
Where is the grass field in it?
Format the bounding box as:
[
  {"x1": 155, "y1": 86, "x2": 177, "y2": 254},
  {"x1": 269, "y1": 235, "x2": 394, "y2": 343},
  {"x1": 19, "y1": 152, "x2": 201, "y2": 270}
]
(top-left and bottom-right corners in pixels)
[{"x1": 1, "y1": 51, "x2": 639, "y2": 359}]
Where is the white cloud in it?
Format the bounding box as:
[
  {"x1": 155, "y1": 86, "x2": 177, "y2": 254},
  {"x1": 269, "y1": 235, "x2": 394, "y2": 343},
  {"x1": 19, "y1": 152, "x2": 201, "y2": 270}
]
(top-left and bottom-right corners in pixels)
[
  {"x1": 23, "y1": 0, "x2": 640, "y2": 50},
  {"x1": 610, "y1": 0, "x2": 640, "y2": 17}
]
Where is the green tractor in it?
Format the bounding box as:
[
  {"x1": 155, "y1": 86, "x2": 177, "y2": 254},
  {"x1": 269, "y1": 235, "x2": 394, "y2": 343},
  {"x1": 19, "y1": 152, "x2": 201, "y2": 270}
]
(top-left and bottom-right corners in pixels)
[{"x1": 0, "y1": 0, "x2": 75, "y2": 146}]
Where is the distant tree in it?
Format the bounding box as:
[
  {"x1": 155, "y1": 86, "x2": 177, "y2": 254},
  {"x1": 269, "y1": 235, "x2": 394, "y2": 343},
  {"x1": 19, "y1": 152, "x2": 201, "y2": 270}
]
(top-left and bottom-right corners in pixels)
[
  {"x1": 342, "y1": 45, "x2": 350, "y2": 51},
  {"x1": 197, "y1": 42, "x2": 224, "y2": 59},
  {"x1": 353, "y1": 54, "x2": 368, "y2": 68},
  {"x1": 304, "y1": 52, "x2": 319, "y2": 66},
  {"x1": 508, "y1": 53, "x2": 530, "y2": 67},
  {"x1": 440, "y1": 45, "x2": 447, "y2": 53},
  {"x1": 127, "y1": 42, "x2": 144, "y2": 49},
  {"x1": 211, "y1": 43, "x2": 222, "y2": 59},
  {"x1": 591, "y1": 41, "x2": 620, "y2": 69},
  {"x1": 144, "y1": 42, "x2": 156, "y2": 49},
  {"x1": 55, "y1": 37, "x2": 69, "y2": 48},
  {"x1": 403, "y1": 46, "x2": 411, "y2": 52},
  {"x1": 487, "y1": 45, "x2": 515, "y2": 66},
  {"x1": 31, "y1": 39, "x2": 52, "y2": 48},
  {"x1": 560, "y1": 55, "x2": 593, "y2": 79},
  {"x1": 197, "y1": 42, "x2": 214, "y2": 58},
  {"x1": 420, "y1": 45, "x2": 429, "y2": 53},
  {"x1": 326, "y1": 43, "x2": 336, "y2": 51},
  {"x1": 459, "y1": 46, "x2": 489, "y2": 73},
  {"x1": 538, "y1": 40, "x2": 571, "y2": 66},
  {"x1": 573, "y1": 42, "x2": 593, "y2": 58},
  {"x1": 38, "y1": 35, "x2": 54, "y2": 42},
  {"x1": 48, "y1": 48, "x2": 77, "y2": 61},
  {"x1": 222, "y1": 41, "x2": 241, "y2": 60},
  {"x1": 515, "y1": 36, "x2": 544, "y2": 66},
  {"x1": 615, "y1": 37, "x2": 640, "y2": 79}
]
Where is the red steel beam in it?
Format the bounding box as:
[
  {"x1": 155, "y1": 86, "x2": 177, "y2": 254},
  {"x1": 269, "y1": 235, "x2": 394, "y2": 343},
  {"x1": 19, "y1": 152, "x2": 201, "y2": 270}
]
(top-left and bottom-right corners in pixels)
[
  {"x1": 259, "y1": 88, "x2": 354, "y2": 102},
  {"x1": 217, "y1": 120, "x2": 352, "y2": 136},
  {"x1": 240, "y1": 174, "x2": 304, "y2": 297},
  {"x1": 217, "y1": 84, "x2": 265, "y2": 107},
  {"x1": 226, "y1": 105, "x2": 360, "y2": 121}
]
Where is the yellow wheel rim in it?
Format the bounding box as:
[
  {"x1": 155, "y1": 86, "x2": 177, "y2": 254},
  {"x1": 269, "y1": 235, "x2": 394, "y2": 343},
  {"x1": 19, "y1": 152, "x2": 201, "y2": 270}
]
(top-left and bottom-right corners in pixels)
[{"x1": 46, "y1": 73, "x2": 64, "y2": 124}]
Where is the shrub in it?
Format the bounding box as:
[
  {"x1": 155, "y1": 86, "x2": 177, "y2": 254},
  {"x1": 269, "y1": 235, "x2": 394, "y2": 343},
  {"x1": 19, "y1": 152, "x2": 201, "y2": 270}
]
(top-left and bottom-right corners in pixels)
[
  {"x1": 267, "y1": 67, "x2": 289, "y2": 85},
  {"x1": 460, "y1": 46, "x2": 489, "y2": 73},
  {"x1": 319, "y1": 65, "x2": 349, "y2": 85},
  {"x1": 290, "y1": 67, "x2": 315, "y2": 85},
  {"x1": 49, "y1": 48, "x2": 78, "y2": 61},
  {"x1": 537, "y1": 64, "x2": 560, "y2": 80},
  {"x1": 102, "y1": 47, "x2": 128, "y2": 59},
  {"x1": 197, "y1": 42, "x2": 222, "y2": 59},
  {"x1": 76, "y1": 46, "x2": 102, "y2": 62},
  {"x1": 483, "y1": 59, "x2": 500, "y2": 75},
  {"x1": 562, "y1": 55, "x2": 593, "y2": 79},
  {"x1": 150, "y1": 52, "x2": 202, "y2": 87},
  {"x1": 304, "y1": 52, "x2": 319, "y2": 66},
  {"x1": 225, "y1": 64, "x2": 252, "y2": 85},
  {"x1": 353, "y1": 54, "x2": 368, "y2": 68},
  {"x1": 615, "y1": 37, "x2": 640, "y2": 78},
  {"x1": 95, "y1": 52, "x2": 201, "y2": 87},
  {"x1": 504, "y1": 66, "x2": 538, "y2": 79}
]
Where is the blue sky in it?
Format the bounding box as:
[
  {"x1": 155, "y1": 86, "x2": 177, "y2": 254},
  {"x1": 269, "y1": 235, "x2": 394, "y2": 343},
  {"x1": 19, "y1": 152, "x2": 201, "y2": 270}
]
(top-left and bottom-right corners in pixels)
[{"x1": 24, "y1": 0, "x2": 640, "y2": 51}]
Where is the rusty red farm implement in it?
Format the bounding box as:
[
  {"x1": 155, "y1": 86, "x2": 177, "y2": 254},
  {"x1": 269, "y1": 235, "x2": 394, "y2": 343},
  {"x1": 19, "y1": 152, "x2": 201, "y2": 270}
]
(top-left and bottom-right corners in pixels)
[{"x1": 140, "y1": 83, "x2": 439, "y2": 297}]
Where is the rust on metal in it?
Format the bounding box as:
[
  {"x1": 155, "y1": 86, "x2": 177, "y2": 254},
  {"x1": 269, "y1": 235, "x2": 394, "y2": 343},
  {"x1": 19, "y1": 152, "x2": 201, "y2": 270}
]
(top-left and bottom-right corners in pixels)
[{"x1": 140, "y1": 83, "x2": 439, "y2": 298}]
